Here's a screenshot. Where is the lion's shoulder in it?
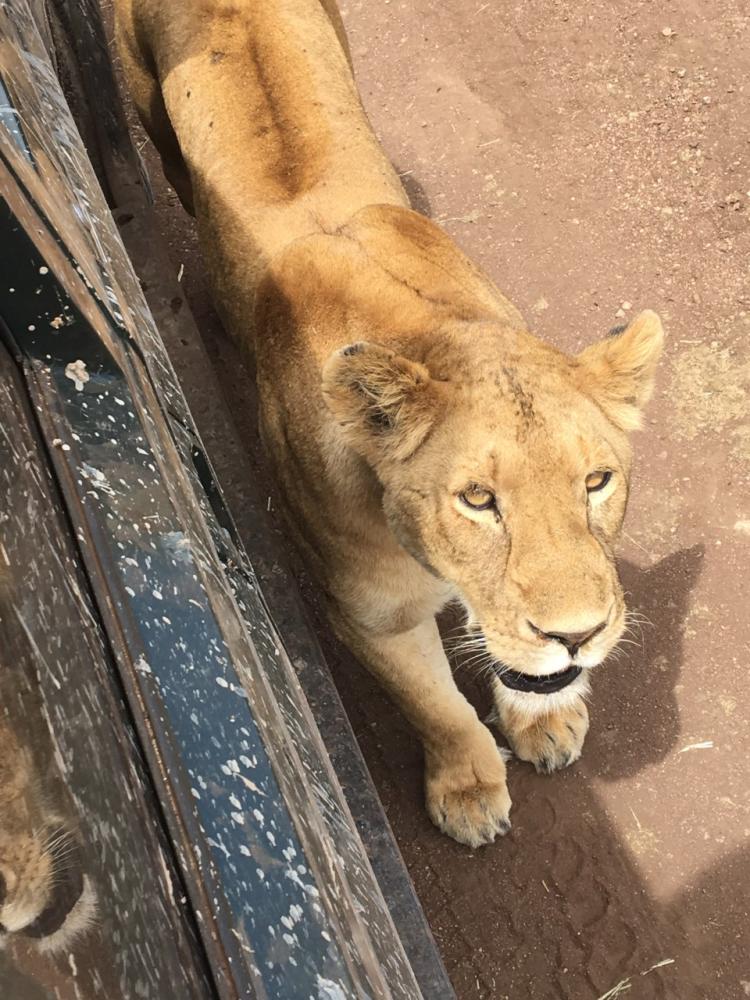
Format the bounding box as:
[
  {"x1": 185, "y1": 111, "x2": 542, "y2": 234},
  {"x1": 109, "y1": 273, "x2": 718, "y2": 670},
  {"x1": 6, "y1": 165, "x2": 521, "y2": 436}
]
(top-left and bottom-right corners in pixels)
[{"x1": 255, "y1": 205, "x2": 525, "y2": 368}]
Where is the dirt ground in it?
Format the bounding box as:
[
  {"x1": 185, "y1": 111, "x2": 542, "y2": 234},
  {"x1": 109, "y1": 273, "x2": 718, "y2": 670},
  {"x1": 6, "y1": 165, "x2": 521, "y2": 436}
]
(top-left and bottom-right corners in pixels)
[{"x1": 106, "y1": 1, "x2": 750, "y2": 997}]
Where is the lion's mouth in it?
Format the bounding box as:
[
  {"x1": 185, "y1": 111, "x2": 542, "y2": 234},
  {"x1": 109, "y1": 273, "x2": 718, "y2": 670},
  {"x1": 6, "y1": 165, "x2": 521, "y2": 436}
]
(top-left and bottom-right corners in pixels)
[{"x1": 497, "y1": 663, "x2": 583, "y2": 694}]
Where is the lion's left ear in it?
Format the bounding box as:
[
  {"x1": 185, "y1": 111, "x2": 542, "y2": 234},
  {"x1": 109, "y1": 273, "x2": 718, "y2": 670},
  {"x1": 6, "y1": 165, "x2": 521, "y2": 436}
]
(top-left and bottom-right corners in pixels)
[
  {"x1": 322, "y1": 342, "x2": 441, "y2": 462},
  {"x1": 574, "y1": 310, "x2": 665, "y2": 431}
]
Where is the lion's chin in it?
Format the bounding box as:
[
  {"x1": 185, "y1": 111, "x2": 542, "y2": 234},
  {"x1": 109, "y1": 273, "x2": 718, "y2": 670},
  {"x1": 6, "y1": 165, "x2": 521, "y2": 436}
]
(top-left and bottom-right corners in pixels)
[{"x1": 489, "y1": 668, "x2": 592, "y2": 723}]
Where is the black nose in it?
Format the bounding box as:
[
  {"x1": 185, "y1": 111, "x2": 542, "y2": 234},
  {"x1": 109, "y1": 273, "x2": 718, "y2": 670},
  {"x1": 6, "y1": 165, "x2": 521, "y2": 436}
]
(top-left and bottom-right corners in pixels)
[
  {"x1": 0, "y1": 871, "x2": 6, "y2": 908},
  {"x1": 529, "y1": 621, "x2": 607, "y2": 656}
]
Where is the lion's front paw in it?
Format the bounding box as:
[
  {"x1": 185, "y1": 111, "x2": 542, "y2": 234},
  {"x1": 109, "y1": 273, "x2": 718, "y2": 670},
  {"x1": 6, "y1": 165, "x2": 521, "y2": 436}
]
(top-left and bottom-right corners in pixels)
[
  {"x1": 499, "y1": 697, "x2": 589, "y2": 774},
  {"x1": 425, "y1": 745, "x2": 512, "y2": 848}
]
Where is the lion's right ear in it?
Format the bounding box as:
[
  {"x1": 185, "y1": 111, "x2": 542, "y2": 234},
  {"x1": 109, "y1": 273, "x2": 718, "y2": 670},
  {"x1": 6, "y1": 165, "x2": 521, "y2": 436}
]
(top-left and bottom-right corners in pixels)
[{"x1": 322, "y1": 342, "x2": 441, "y2": 462}]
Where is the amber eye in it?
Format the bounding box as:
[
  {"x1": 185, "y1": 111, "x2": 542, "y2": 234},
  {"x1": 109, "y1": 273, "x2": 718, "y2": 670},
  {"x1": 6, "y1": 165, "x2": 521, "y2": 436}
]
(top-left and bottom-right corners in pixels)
[
  {"x1": 460, "y1": 485, "x2": 496, "y2": 511},
  {"x1": 586, "y1": 470, "x2": 612, "y2": 493}
]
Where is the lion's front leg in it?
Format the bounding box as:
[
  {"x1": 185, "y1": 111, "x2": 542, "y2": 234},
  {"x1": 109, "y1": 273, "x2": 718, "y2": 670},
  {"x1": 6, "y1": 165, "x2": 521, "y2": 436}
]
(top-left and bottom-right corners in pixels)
[
  {"x1": 491, "y1": 680, "x2": 590, "y2": 774},
  {"x1": 423, "y1": 726, "x2": 512, "y2": 848},
  {"x1": 334, "y1": 614, "x2": 511, "y2": 847}
]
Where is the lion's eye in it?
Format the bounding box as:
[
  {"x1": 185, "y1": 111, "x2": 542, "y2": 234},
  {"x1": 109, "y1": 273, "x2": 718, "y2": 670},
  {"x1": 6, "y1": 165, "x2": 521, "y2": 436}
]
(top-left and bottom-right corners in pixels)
[
  {"x1": 460, "y1": 485, "x2": 496, "y2": 511},
  {"x1": 586, "y1": 470, "x2": 612, "y2": 493}
]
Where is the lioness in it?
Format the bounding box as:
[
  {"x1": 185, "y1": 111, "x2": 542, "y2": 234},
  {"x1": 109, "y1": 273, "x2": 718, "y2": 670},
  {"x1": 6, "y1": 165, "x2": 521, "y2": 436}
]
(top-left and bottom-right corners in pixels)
[
  {"x1": 0, "y1": 578, "x2": 94, "y2": 950},
  {"x1": 0, "y1": 717, "x2": 95, "y2": 951},
  {"x1": 115, "y1": 0, "x2": 663, "y2": 846}
]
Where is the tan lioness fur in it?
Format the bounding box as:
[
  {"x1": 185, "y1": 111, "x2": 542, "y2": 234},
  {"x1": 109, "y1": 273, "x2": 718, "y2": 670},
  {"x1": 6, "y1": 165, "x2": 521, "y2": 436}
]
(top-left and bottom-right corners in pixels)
[
  {"x1": 0, "y1": 717, "x2": 95, "y2": 949},
  {"x1": 0, "y1": 576, "x2": 95, "y2": 948},
  {"x1": 115, "y1": 0, "x2": 663, "y2": 846}
]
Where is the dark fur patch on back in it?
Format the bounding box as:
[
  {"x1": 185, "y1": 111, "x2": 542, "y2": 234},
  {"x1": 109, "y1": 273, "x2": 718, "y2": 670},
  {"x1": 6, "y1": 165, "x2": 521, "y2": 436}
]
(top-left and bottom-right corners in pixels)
[{"x1": 245, "y1": 32, "x2": 324, "y2": 197}]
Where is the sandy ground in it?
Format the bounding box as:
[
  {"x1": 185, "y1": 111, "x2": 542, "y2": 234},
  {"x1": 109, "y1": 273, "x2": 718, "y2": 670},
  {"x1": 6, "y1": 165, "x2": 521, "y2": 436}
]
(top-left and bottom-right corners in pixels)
[{"x1": 106, "y1": 1, "x2": 750, "y2": 997}]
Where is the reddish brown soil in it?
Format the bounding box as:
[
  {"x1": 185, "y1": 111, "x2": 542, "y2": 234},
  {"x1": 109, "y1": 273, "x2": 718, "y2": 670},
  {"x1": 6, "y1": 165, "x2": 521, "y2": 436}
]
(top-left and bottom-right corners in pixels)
[{"x1": 106, "y1": 0, "x2": 750, "y2": 996}]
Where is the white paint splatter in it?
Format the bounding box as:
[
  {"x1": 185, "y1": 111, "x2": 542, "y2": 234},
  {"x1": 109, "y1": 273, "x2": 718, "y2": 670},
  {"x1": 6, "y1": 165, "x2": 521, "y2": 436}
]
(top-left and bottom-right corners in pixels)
[
  {"x1": 135, "y1": 655, "x2": 152, "y2": 675},
  {"x1": 316, "y1": 975, "x2": 347, "y2": 1000},
  {"x1": 240, "y1": 775, "x2": 265, "y2": 795},
  {"x1": 64, "y1": 360, "x2": 89, "y2": 391}
]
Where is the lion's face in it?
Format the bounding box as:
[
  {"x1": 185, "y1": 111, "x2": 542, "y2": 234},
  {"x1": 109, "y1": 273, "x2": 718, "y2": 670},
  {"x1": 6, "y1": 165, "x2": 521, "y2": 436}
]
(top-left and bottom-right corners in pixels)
[
  {"x1": 0, "y1": 729, "x2": 94, "y2": 952},
  {"x1": 323, "y1": 311, "x2": 663, "y2": 678},
  {"x1": 382, "y1": 387, "x2": 630, "y2": 674}
]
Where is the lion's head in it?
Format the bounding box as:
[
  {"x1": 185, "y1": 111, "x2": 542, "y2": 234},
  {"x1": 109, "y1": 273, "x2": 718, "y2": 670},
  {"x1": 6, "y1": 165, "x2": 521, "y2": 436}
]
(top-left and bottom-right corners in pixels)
[
  {"x1": 323, "y1": 310, "x2": 663, "y2": 685},
  {"x1": 0, "y1": 726, "x2": 95, "y2": 952}
]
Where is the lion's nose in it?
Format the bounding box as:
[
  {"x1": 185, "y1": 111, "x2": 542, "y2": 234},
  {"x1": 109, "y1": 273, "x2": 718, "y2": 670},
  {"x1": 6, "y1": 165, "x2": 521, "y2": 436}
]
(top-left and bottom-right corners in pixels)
[
  {"x1": 0, "y1": 871, "x2": 6, "y2": 909},
  {"x1": 528, "y1": 621, "x2": 607, "y2": 656}
]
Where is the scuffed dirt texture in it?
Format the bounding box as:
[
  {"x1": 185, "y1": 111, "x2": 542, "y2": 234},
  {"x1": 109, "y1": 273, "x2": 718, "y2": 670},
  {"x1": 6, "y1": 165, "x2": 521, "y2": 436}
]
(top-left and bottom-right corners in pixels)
[{"x1": 105, "y1": 0, "x2": 750, "y2": 996}]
